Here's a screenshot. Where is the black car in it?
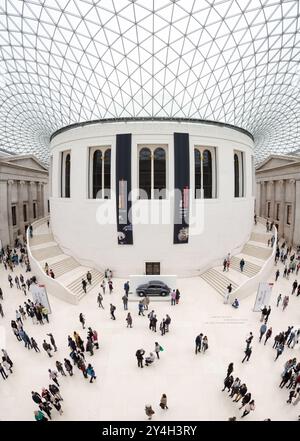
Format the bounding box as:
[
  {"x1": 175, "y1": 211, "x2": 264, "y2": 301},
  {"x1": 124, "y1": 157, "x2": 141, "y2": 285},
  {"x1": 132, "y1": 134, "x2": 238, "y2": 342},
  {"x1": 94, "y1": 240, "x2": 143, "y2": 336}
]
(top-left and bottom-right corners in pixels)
[{"x1": 136, "y1": 280, "x2": 171, "y2": 297}]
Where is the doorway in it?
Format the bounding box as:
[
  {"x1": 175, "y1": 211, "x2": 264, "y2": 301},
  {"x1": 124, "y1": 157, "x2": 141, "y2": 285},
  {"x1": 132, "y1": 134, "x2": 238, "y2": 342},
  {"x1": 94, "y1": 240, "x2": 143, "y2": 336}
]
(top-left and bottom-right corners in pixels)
[{"x1": 145, "y1": 262, "x2": 160, "y2": 275}]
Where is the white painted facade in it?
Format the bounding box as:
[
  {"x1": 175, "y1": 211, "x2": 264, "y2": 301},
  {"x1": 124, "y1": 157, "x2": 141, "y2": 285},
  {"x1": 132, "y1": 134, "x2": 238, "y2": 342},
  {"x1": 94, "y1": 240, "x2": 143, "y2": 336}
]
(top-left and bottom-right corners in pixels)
[{"x1": 50, "y1": 120, "x2": 255, "y2": 276}]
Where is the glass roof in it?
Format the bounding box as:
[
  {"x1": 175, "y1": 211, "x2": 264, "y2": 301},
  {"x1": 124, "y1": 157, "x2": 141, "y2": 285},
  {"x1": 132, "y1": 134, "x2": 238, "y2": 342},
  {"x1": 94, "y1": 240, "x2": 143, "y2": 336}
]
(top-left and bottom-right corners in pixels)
[{"x1": 0, "y1": 0, "x2": 299, "y2": 163}]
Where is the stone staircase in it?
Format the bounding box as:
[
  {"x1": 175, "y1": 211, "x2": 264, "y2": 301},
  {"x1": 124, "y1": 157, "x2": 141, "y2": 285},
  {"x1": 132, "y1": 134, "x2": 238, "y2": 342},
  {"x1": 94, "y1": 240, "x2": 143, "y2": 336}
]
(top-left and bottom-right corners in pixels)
[
  {"x1": 200, "y1": 269, "x2": 238, "y2": 296},
  {"x1": 28, "y1": 219, "x2": 104, "y2": 303},
  {"x1": 67, "y1": 269, "x2": 104, "y2": 301},
  {"x1": 230, "y1": 256, "x2": 261, "y2": 278},
  {"x1": 241, "y1": 243, "x2": 272, "y2": 260}
]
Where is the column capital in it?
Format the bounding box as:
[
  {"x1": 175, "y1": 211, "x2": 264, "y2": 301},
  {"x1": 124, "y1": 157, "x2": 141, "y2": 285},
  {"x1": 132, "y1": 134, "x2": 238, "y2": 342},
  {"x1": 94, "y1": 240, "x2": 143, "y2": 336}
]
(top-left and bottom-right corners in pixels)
[
  {"x1": 29, "y1": 181, "x2": 36, "y2": 186},
  {"x1": 19, "y1": 180, "x2": 26, "y2": 185},
  {"x1": 289, "y1": 179, "x2": 296, "y2": 184},
  {"x1": 278, "y1": 179, "x2": 284, "y2": 185},
  {"x1": 269, "y1": 180, "x2": 274, "y2": 185},
  {"x1": 7, "y1": 179, "x2": 14, "y2": 185}
]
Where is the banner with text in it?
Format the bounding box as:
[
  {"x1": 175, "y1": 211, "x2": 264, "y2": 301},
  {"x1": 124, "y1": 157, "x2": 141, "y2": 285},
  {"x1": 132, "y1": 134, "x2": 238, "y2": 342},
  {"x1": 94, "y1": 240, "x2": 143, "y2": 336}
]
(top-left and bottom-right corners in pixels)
[{"x1": 253, "y1": 282, "x2": 273, "y2": 312}]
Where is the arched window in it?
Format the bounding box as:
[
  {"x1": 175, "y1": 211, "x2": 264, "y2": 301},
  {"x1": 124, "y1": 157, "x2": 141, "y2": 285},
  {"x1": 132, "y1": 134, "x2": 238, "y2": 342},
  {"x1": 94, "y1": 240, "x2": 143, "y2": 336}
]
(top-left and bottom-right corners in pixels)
[
  {"x1": 234, "y1": 153, "x2": 240, "y2": 197},
  {"x1": 93, "y1": 150, "x2": 102, "y2": 198},
  {"x1": 65, "y1": 153, "x2": 71, "y2": 198},
  {"x1": 203, "y1": 150, "x2": 212, "y2": 198},
  {"x1": 194, "y1": 149, "x2": 201, "y2": 198},
  {"x1": 194, "y1": 147, "x2": 215, "y2": 199},
  {"x1": 139, "y1": 148, "x2": 151, "y2": 199},
  {"x1": 154, "y1": 147, "x2": 166, "y2": 199},
  {"x1": 90, "y1": 147, "x2": 111, "y2": 199},
  {"x1": 104, "y1": 149, "x2": 111, "y2": 199}
]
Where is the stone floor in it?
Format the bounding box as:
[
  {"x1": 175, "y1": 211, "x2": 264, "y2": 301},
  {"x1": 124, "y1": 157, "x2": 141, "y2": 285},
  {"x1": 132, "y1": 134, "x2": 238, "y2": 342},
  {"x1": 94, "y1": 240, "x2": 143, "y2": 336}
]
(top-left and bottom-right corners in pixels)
[{"x1": 0, "y1": 240, "x2": 299, "y2": 421}]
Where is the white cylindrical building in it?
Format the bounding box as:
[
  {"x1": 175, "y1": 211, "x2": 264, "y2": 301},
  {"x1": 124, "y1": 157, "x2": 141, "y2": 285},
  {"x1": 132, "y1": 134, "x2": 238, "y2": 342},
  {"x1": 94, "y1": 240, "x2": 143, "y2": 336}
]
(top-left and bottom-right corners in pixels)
[{"x1": 49, "y1": 118, "x2": 255, "y2": 276}]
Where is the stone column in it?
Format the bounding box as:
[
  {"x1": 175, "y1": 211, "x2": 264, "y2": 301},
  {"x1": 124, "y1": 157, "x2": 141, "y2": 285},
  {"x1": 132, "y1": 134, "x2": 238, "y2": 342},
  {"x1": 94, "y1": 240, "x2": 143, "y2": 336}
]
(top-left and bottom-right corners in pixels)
[
  {"x1": 278, "y1": 180, "x2": 285, "y2": 238},
  {"x1": 270, "y1": 180, "x2": 275, "y2": 221},
  {"x1": 28, "y1": 181, "x2": 35, "y2": 221},
  {"x1": 259, "y1": 181, "x2": 265, "y2": 217},
  {"x1": 17, "y1": 180, "x2": 25, "y2": 234},
  {"x1": 7, "y1": 180, "x2": 14, "y2": 244},
  {"x1": 289, "y1": 179, "x2": 296, "y2": 245},
  {"x1": 37, "y1": 182, "x2": 44, "y2": 218},
  {"x1": 0, "y1": 180, "x2": 10, "y2": 246},
  {"x1": 293, "y1": 180, "x2": 300, "y2": 246}
]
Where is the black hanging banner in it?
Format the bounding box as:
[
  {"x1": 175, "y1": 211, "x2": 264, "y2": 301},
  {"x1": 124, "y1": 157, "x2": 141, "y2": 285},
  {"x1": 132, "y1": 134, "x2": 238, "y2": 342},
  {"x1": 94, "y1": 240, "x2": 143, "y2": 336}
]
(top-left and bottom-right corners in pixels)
[
  {"x1": 174, "y1": 132, "x2": 190, "y2": 244},
  {"x1": 116, "y1": 134, "x2": 133, "y2": 245}
]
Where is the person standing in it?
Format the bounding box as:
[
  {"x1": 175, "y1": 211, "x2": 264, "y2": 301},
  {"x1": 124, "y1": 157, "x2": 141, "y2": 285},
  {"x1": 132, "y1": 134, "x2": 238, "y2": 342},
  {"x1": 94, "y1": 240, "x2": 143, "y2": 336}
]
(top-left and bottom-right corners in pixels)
[
  {"x1": 239, "y1": 392, "x2": 252, "y2": 410},
  {"x1": 259, "y1": 323, "x2": 267, "y2": 342},
  {"x1": 227, "y1": 362, "x2": 234, "y2": 378},
  {"x1": 0, "y1": 303, "x2": 4, "y2": 318},
  {"x1": 264, "y1": 327, "x2": 272, "y2": 345},
  {"x1": 110, "y1": 304, "x2": 116, "y2": 320},
  {"x1": 122, "y1": 294, "x2": 128, "y2": 311},
  {"x1": 126, "y1": 312, "x2": 133, "y2": 328},
  {"x1": 138, "y1": 300, "x2": 145, "y2": 316},
  {"x1": 265, "y1": 306, "x2": 271, "y2": 323},
  {"x1": 275, "y1": 269, "x2": 280, "y2": 281},
  {"x1": 100, "y1": 280, "x2": 106, "y2": 295},
  {"x1": 79, "y1": 313, "x2": 85, "y2": 329},
  {"x1": 202, "y1": 336, "x2": 208, "y2": 353},
  {"x1": 34, "y1": 410, "x2": 48, "y2": 422},
  {"x1": 108, "y1": 280, "x2": 113, "y2": 294},
  {"x1": 136, "y1": 349, "x2": 145, "y2": 368},
  {"x1": 160, "y1": 319, "x2": 166, "y2": 336},
  {"x1": 227, "y1": 283, "x2": 233, "y2": 295},
  {"x1": 171, "y1": 290, "x2": 176, "y2": 306},
  {"x1": 56, "y1": 361, "x2": 66, "y2": 377},
  {"x1": 0, "y1": 362, "x2": 8, "y2": 379},
  {"x1": 124, "y1": 281, "x2": 130, "y2": 296},
  {"x1": 195, "y1": 333, "x2": 203, "y2": 354},
  {"x1": 31, "y1": 337, "x2": 40, "y2": 352},
  {"x1": 175, "y1": 289, "x2": 180, "y2": 304},
  {"x1": 47, "y1": 333, "x2": 57, "y2": 352},
  {"x1": 97, "y1": 293, "x2": 104, "y2": 309},
  {"x1": 86, "y1": 271, "x2": 92, "y2": 285},
  {"x1": 82, "y1": 279, "x2": 87, "y2": 294},
  {"x1": 143, "y1": 295, "x2": 150, "y2": 311},
  {"x1": 222, "y1": 375, "x2": 234, "y2": 392},
  {"x1": 245, "y1": 332, "x2": 253, "y2": 349},
  {"x1": 160, "y1": 394, "x2": 168, "y2": 410},
  {"x1": 64, "y1": 359, "x2": 73, "y2": 376},
  {"x1": 42, "y1": 340, "x2": 52, "y2": 358},
  {"x1": 145, "y1": 405, "x2": 155, "y2": 420}
]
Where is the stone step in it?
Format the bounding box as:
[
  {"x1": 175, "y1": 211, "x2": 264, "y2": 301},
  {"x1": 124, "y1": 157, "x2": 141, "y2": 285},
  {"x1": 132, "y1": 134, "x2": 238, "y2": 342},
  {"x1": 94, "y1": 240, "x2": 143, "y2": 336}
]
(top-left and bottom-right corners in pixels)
[
  {"x1": 250, "y1": 231, "x2": 272, "y2": 244},
  {"x1": 67, "y1": 269, "x2": 104, "y2": 298},
  {"x1": 31, "y1": 245, "x2": 63, "y2": 261},
  {"x1": 30, "y1": 233, "x2": 54, "y2": 246},
  {"x1": 47, "y1": 257, "x2": 80, "y2": 278},
  {"x1": 200, "y1": 269, "x2": 238, "y2": 296},
  {"x1": 230, "y1": 256, "x2": 261, "y2": 278},
  {"x1": 242, "y1": 243, "x2": 272, "y2": 260}
]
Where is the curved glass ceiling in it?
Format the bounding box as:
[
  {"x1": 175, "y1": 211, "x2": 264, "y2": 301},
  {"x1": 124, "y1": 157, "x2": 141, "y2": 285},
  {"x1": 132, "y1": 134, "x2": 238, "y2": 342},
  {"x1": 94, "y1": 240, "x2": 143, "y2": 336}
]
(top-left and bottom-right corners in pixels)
[{"x1": 0, "y1": 0, "x2": 300, "y2": 162}]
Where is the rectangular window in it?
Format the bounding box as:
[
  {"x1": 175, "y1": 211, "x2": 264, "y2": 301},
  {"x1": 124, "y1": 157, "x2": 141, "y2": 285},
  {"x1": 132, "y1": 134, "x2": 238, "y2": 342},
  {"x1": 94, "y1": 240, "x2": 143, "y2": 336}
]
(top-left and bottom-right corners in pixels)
[
  {"x1": 12, "y1": 206, "x2": 17, "y2": 226},
  {"x1": 267, "y1": 201, "x2": 271, "y2": 218},
  {"x1": 234, "y1": 150, "x2": 245, "y2": 197},
  {"x1": 33, "y1": 202, "x2": 37, "y2": 219},
  {"x1": 23, "y1": 204, "x2": 27, "y2": 222},
  {"x1": 276, "y1": 203, "x2": 280, "y2": 221},
  {"x1": 145, "y1": 262, "x2": 160, "y2": 275},
  {"x1": 286, "y1": 205, "x2": 292, "y2": 225}
]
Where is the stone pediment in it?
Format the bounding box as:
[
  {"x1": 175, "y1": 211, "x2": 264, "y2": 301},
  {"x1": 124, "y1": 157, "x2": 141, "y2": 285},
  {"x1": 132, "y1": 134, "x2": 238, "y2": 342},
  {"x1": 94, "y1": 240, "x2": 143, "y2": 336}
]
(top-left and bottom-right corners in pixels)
[
  {"x1": 256, "y1": 155, "x2": 297, "y2": 171},
  {"x1": 4, "y1": 155, "x2": 48, "y2": 172}
]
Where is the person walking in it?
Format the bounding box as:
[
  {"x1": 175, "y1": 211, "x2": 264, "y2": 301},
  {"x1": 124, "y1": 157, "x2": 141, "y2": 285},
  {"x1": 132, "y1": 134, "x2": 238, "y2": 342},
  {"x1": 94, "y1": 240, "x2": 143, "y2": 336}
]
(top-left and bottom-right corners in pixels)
[
  {"x1": 64, "y1": 358, "x2": 73, "y2": 376},
  {"x1": 142, "y1": 295, "x2": 150, "y2": 311},
  {"x1": 108, "y1": 280, "x2": 113, "y2": 294},
  {"x1": 56, "y1": 361, "x2": 66, "y2": 376},
  {"x1": 275, "y1": 269, "x2": 280, "y2": 281},
  {"x1": 259, "y1": 323, "x2": 267, "y2": 342},
  {"x1": 32, "y1": 391, "x2": 43, "y2": 404},
  {"x1": 47, "y1": 333, "x2": 57, "y2": 352},
  {"x1": 239, "y1": 392, "x2": 252, "y2": 410},
  {"x1": 31, "y1": 337, "x2": 40, "y2": 352},
  {"x1": 122, "y1": 294, "x2": 128, "y2": 310},
  {"x1": 110, "y1": 304, "x2": 116, "y2": 320},
  {"x1": 175, "y1": 289, "x2": 180, "y2": 304},
  {"x1": 202, "y1": 336, "x2": 209, "y2": 353},
  {"x1": 242, "y1": 346, "x2": 252, "y2": 363},
  {"x1": 0, "y1": 303, "x2": 4, "y2": 318},
  {"x1": 275, "y1": 342, "x2": 284, "y2": 361},
  {"x1": 126, "y1": 312, "x2": 133, "y2": 328},
  {"x1": 34, "y1": 410, "x2": 48, "y2": 422},
  {"x1": 227, "y1": 362, "x2": 234, "y2": 378},
  {"x1": 97, "y1": 292, "x2": 104, "y2": 309},
  {"x1": 0, "y1": 362, "x2": 8, "y2": 379},
  {"x1": 82, "y1": 279, "x2": 87, "y2": 294},
  {"x1": 241, "y1": 400, "x2": 255, "y2": 418},
  {"x1": 264, "y1": 327, "x2": 272, "y2": 345},
  {"x1": 233, "y1": 383, "x2": 247, "y2": 402},
  {"x1": 265, "y1": 306, "x2": 271, "y2": 323},
  {"x1": 100, "y1": 280, "x2": 106, "y2": 295},
  {"x1": 282, "y1": 295, "x2": 289, "y2": 311},
  {"x1": 154, "y1": 342, "x2": 163, "y2": 359},
  {"x1": 292, "y1": 279, "x2": 298, "y2": 295},
  {"x1": 230, "y1": 378, "x2": 241, "y2": 398},
  {"x1": 86, "y1": 364, "x2": 96, "y2": 383},
  {"x1": 276, "y1": 293, "x2": 282, "y2": 307},
  {"x1": 160, "y1": 394, "x2": 168, "y2": 410},
  {"x1": 240, "y1": 258, "x2": 245, "y2": 272},
  {"x1": 222, "y1": 375, "x2": 234, "y2": 392},
  {"x1": 245, "y1": 332, "x2": 253, "y2": 350},
  {"x1": 48, "y1": 369, "x2": 59, "y2": 387},
  {"x1": 79, "y1": 313, "x2": 85, "y2": 329},
  {"x1": 124, "y1": 281, "x2": 130, "y2": 296},
  {"x1": 42, "y1": 340, "x2": 53, "y2": 358},
  {"x1": 160, "y1": 319, "x2": 166, "y2": 336}
]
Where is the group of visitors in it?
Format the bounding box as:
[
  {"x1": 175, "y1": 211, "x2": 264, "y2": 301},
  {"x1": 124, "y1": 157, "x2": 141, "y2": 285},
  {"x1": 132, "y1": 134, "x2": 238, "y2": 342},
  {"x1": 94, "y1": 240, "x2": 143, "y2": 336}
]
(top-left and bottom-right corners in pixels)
[
  {"x1": 145, "y1": 394, "x2": 168, "y2": 420},
  {"x1": 136, "y1": 341, "x2": 164, "y2": 368}
]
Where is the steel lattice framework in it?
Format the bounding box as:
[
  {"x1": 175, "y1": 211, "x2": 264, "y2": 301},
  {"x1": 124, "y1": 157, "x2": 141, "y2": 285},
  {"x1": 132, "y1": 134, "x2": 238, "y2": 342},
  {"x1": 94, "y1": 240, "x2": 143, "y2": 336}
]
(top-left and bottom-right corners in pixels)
[{"x1": 0, "y1": 0, "x2": 300, "y2": 162}]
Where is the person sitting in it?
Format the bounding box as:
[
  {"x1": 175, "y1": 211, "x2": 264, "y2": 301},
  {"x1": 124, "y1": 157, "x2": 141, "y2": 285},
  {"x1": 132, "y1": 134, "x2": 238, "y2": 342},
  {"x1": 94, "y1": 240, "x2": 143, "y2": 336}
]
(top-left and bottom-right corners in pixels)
[
  {"x1": 145, "y1": 352, "x2": 155, "y2": 366},
  {"x1": 232, "y1": 298, "x2": 239, "y2": 309}
]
